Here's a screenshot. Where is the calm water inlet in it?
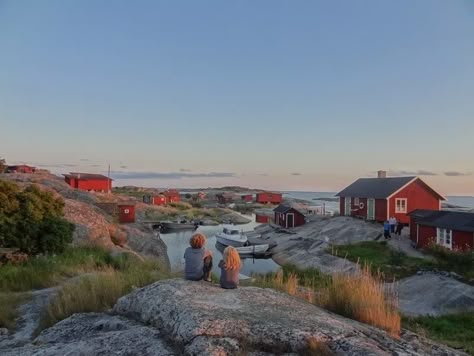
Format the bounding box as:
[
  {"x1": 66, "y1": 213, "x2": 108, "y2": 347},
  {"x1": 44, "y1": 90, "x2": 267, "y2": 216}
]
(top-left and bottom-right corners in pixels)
[{"x1": 160, "y1": 216, "x2": 280, "y2": 278}]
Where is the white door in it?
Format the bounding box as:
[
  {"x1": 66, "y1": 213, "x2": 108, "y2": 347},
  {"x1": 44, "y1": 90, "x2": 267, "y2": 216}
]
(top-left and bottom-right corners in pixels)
[{"x1": 345, "y1": 197, "x2": 351, "y2": 216}]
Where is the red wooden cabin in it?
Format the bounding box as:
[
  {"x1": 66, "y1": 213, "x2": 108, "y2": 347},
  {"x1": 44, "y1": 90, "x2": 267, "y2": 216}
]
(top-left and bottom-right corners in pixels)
[
  {"x1": 256, "y1": 192, "x2": 282, "y2": 204},
  {"x1": 143, "y1": 194, "x2": 167, "y2": 205},
  {"x1": 274, "y1": 205, "x2": 306, "y2": 228},
  {"x1": 337, "y1": 171, "x2": 445, "y2": 224},
  {"x1": 64, "y1": 173, "x2": 112, "y2": 192},
  {"x1": 409, "y1": 210, "x2": 474, "y2": 250},
  {"x1": 7, "y1": 165, "x2": 36, "y2": 173},
  {"x1": 163, "y1": 189, "x2": 180, "y2": 204}
]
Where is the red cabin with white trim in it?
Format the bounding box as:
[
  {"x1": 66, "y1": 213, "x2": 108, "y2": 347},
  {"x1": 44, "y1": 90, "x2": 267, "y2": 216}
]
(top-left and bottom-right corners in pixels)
[{"x1": 337, "y1": 171, "x2": 445, "y2": 224}]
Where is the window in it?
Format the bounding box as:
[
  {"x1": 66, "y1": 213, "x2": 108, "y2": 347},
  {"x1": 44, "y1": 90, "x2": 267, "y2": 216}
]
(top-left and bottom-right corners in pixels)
[
  {"x1": 395, "y1": 198, "x2": 407, "y2": 213},
  {"x1": 436, "y1": 228, "x2": 452, "y2": 249},
  {"x1": 354, "y1": 197, "x2": 359, "y2": 205}
]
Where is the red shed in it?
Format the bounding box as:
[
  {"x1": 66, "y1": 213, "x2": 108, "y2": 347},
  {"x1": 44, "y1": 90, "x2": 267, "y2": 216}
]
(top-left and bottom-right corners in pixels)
[
  {"x1": 64, "y1": 173, "x2": 112, "y2": 192},
  {"x1": 409, "y1": 210, "x2": 474, "y2": 250},
  {"x1": 336, "y1": 171, "x2": 445, "y2": 224},
  {"x1": 143, "y1": 194, "x2": 167, "y2": 205},
  {"x1": 163, "y1": 189, "x2": 180, "y2": 204},
  {"x1": 273, "y1": 205, "x2": 306, "y2": 228},
  {"x1": 256, "y1": 192, "x2": 282, "y2": 205},
  {"x1": 241, "y1": 194, "x2": 253, "y2": 202},
  {"x1": 7, "y1": 165, "x2": 36, "y2": 173},
  {"x1": 118, "y1": 204, "x2": 136, "y2": 223}
]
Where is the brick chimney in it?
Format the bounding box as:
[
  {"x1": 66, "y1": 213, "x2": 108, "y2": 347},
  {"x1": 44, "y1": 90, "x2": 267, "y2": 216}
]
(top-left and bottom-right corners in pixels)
[{"x1": 377, "y1": 170, "x2": 387, "y2": 178}]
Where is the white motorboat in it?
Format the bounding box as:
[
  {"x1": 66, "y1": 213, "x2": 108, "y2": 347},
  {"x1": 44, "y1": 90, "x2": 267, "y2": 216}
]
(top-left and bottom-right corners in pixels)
[
  {"x1": 234, "y1": 244, "x2": 270, "y2": 255},
  {"x1": 215, "y1": 226, "x2": 248, "y2": 247}
]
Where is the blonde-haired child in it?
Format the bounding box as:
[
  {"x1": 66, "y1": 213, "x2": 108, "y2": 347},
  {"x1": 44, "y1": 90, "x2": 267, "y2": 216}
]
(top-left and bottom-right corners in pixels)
[{"x1": 218, "y1": 246, "x2": 241, "y2": 289}]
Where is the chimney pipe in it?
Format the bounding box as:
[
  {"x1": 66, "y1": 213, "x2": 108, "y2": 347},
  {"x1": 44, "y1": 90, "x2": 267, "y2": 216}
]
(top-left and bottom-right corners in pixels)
[{"x1": 377, "y1": 170, "x2": 387, "y2": 178}]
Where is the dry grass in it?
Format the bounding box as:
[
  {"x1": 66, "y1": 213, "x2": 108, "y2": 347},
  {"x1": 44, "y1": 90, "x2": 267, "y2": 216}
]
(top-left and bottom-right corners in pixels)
[
  {"x1": 302, "y1": 337, "x2": 334, "y2": 356},
  {"x1": 37, "y1": 258, "x2": 168, "y2": 332},
  {"x1": 325, "y1": 265, "x2": 400, "y2": 338},
  {"x1": 0, "y1": 292, "x2": 29, "y2": 330},
  {"x1": 252, "y1": 264, "x2": 401, "y2": 338}
]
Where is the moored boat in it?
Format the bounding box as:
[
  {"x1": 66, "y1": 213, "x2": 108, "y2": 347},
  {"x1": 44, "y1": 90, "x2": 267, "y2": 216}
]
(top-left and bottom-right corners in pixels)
[
  {"x1": 159, "y1": 219, "x2": 199, "y2": 232},
  {"x1": 215, "y1": 226, "x2": 248, "y2": 247}
]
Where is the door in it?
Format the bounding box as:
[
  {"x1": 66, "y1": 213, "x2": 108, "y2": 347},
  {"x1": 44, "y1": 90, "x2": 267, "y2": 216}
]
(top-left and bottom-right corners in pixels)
[
  {"x1": 367, "y1": 199, "x2": 375, "y2": 220},
  {"x1": 344, "y1": 197, "x2": 351, "y2": 216},
  {"x1": 287, "y1": 214, "x2": 294, "y2": 228}
]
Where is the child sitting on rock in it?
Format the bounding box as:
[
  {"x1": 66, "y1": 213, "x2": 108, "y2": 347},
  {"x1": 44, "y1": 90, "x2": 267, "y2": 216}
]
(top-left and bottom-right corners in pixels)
[
  {"x1": 184, "y1": 232, "x2": 213, "y2": 282},
  {"x1": 218, "y1": 246, "x2": 241, "y2": 289}
]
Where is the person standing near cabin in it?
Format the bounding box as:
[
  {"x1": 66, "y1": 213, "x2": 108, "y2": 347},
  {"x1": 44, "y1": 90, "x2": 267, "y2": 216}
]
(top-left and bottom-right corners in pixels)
[
  {"x1": 218, "y1": 246, "x2": 241, "y2": 289},
  {"x1": 184, "y1": 232, "x2": 213, "y2": 282},
  {"x1": 396, "y1": 220, "x2": 404, "y2": 236},
  {"x1": 383, "y1": 220, "x2": 391, "y2": 240},
  {"x1": 389, "y1": 216, "x2": 396, "y2": 233}
]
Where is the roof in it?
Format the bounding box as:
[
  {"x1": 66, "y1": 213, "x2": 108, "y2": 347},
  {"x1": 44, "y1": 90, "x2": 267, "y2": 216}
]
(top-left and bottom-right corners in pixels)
[
  {"x1": 409, "y1": 209, "x2": 474, "y2": 232},
  {"x1": 273, "y1": 204, "x2": 305, "y2": 215},
  {"x1": 336, "y1": 176, "x2": 418, "y2": 199},
  {"x1": 8, "y1": 165, "x2": 35, "y2": 168},
  {"x1": 63, "y1": 173, "x2": 112, "y2": 181}
]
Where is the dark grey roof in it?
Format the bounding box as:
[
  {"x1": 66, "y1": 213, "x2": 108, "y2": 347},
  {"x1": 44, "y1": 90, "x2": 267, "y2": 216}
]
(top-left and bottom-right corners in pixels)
[
  {"x1": 273, "y1": 205, "x2": 292, "y2": 213},
  {"x1": 273, "y1": 205, "x2": 304, "y2": 216},
  {"x1": 336, "y1": 177, "x2": 416, "y2": 199},
  {"x1": 409, "y1": 209, "x2": 474, "y2": 232}
]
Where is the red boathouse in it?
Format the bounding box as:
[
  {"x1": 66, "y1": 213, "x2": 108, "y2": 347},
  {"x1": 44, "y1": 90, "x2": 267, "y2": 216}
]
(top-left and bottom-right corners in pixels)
[
  {"x1": 274, "y1": 205, "x2": 306, "y2": 228},
  {"x1": 64, "y1": 173, "x2": 112, "y2": 192},
  {"x1": 337, "y1": 171, "x2": 445, "y2": 224},
  {"x1": 409, "y1": 210, "x2": 474, "y2": 250},
  {"x1": 256, "y1": 192, "x2": 282, "y2": 205}
]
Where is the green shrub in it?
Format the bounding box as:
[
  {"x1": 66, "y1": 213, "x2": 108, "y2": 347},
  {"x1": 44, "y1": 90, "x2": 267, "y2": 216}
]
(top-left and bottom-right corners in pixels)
[
  {"x1": 426, "y1": 243, "x2": 473, "y2": 275},
  {"x1": 0, "y1": 180, "x2": 74, "y2": 254}
]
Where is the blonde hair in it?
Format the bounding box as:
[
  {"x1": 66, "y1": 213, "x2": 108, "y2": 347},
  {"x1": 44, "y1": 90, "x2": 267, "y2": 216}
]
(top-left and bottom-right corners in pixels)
[
  {"x1": 190, "y1": 233, "x2": 206, "y2": 249},
  {"x1": 223, "y1": 246, "x2": 241, "y2": 270}
]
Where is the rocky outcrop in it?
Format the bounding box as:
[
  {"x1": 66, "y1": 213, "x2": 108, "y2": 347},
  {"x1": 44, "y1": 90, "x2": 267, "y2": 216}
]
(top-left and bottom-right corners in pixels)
[
  {"x1": 1, "y1": 314, "x2": 174, "y2": 356},
  {"x1": 1, "y1": 279, "x2": 465, "y2": 355},
  {"x1": 396, "y1": 272, "x2": 474, "y2": 317}
]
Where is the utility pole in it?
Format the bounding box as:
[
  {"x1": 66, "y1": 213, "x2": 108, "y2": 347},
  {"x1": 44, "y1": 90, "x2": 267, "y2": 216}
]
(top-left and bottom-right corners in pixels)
[{"x1": 108, "y1": 164, "x2": 111, "y2": 194}]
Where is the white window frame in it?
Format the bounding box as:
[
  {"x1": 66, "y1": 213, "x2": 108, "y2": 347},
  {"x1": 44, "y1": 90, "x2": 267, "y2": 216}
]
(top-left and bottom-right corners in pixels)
[
  {"x1": 395, "y1": 198, "x2": 407, "y2": 213},
  {"x1": 354, "y1": 197, "x2": 359, "y2": 206},
  {"x1": 436, "y1": 228, "x2": 452, "y2": 250}
]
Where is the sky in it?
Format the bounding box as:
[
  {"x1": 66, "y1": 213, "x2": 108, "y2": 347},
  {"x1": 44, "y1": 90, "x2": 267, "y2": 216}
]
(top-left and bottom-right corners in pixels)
[{"x1": 1, "y1": 1, "x2": 473, "y2": 195}]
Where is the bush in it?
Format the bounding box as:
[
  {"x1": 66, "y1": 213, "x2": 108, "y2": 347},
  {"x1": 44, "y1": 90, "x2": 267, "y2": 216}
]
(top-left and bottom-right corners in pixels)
[
  {"x1": 426, "y1": 243, "x2": 473, "y2": 275},
  {"x1": 0, "y1": 181, "x2": 74, "y2": 254}
]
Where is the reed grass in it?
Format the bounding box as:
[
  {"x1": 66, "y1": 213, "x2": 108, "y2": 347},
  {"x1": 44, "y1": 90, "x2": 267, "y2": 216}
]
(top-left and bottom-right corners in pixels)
[
  {"x1": 37, "y1": 258, "x2": 168, "y2": 332},
  {"x1": 0, "y1": 292, "x2": 29, "y2": 329},
  {"x1": 252, "y1": 264, "x2": 401, "y2": 338},
  {"x1": 0, "y1": 246, "x2": 125, "y2": 292}
]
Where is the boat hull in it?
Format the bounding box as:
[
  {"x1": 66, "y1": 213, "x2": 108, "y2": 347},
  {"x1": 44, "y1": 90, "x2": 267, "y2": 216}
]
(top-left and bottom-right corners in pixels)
[
  {"x1": 216, "y1": 235, "x2": 247, "y2": 247},
  {"x1": 160, "y1": 222, "x2": 197, "y2": 232}
]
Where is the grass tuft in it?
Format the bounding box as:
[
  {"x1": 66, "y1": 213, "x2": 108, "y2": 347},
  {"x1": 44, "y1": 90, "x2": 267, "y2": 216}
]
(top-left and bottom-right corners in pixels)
[
  {"x1": 0, "y1": 292, "x2": 29, "y2": 330},
  {"x1": 0, "y1": 246, "x2": 126, "y2": 292},
  {"x1": 403, "y1": 313, "x2": 474, "y2": 355},
  {"x1": 252, "y1": 264, "x2": 400, "y2": 338},
  {"x1": 37, "y1": 257, "x2": 168, "y2": 332},
  {"x1": 302, "y1": 337, "x2": 334, "y2": 356},
  {"x1": 326, "y1": 265, "x2": 400, "y2": 338}
]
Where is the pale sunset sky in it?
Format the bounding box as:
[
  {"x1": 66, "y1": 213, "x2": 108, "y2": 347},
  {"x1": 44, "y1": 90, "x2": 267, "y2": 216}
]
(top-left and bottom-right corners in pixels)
[{"x1": 1, "y1": 1, "x2": 473, "y2": 195}]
